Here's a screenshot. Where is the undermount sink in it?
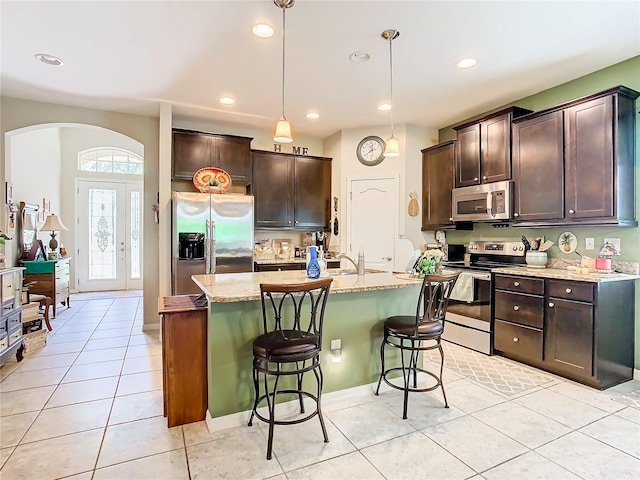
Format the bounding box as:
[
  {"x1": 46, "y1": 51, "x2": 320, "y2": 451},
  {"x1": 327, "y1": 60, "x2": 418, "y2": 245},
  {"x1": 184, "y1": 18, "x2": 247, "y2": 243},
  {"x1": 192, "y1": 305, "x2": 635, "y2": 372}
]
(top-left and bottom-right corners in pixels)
[{"x1": 326, "y1": 268, "x2": 386, "y2": 276}]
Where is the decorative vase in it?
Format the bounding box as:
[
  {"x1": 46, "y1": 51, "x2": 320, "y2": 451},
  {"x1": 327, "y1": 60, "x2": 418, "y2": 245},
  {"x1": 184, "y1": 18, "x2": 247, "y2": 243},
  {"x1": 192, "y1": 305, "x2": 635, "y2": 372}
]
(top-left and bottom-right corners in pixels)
[{"x1": 306, "y1": 246, "x2": 321, "y2": 279}]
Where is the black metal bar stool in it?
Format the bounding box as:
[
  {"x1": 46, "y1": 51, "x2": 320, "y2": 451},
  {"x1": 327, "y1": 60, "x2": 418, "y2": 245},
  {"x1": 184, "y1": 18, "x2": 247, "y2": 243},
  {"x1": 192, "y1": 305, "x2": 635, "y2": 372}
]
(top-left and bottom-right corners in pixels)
[
  {"x1": 375, "y1": 272, "x2": 460, "y2": 419},
  {"x1": 248, "y1": 277, "x2": 333, "y2": 460}
]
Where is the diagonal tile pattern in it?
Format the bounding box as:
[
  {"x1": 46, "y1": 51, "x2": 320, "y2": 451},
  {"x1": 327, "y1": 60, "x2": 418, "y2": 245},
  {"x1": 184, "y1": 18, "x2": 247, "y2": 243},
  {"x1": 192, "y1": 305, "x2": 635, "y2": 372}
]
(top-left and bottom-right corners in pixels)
[{"x1": 0, "y1": 290, "x2": 638, "y2": 479}]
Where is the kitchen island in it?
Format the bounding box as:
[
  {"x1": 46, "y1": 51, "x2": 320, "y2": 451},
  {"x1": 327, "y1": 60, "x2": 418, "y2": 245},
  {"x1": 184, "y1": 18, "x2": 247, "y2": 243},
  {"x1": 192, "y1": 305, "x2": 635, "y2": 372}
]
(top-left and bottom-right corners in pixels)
[{"x1": 192, "y1": 270, "x2": 425, "y2": 422}]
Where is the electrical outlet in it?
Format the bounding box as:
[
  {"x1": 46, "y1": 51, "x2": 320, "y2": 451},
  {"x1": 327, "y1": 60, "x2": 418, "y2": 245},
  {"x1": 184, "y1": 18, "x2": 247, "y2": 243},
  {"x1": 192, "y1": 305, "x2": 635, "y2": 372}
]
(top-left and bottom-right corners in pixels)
[
  {"x1": 330, "y1": 339, "x2": 341, "y2": 350},
  {"x1": 585, "y1": 238, "x2": 595, "y2": 250},
  {"x1": 604, "y1": 237, "x2": 621, "y2": 253}
]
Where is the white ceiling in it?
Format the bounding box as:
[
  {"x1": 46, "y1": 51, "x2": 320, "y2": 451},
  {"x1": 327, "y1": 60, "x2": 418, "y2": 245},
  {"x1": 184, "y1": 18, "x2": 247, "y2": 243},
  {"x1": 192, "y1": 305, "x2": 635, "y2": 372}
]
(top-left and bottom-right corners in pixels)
[{"x1": 2, "y1": 1, "x2": 639, "y2": 139}]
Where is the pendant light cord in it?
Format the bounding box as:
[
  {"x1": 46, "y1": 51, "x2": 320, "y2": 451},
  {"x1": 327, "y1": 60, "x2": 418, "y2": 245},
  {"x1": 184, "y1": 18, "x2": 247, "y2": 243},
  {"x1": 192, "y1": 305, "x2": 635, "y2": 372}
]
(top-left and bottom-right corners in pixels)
[
  {"x1": 281, "y1": 6, "x2": 286, "y2": 119},
  {"x1": 388, "y1": 35, "x2": 394, "y2": 136}
]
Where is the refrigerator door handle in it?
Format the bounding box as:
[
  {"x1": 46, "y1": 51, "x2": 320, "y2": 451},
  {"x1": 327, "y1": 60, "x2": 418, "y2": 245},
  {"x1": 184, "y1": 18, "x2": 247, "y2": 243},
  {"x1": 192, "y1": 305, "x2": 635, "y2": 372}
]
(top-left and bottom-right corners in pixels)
[{"x1": 205, "y1": 219, "x2": 216, "y2": 274}]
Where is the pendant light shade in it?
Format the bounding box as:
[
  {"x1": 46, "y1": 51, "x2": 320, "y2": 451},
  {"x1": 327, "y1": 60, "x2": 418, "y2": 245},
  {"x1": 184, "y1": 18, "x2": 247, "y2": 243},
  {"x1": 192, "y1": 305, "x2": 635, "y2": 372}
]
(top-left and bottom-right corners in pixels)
[
  {"x1": 273, "y1": 0, "x2": 295, "y2": 144},
  {"x1": 382, "y1": 29, "x2": 400, "y2": 157},
  {"x1": 274, "y1": 117, "x2": 293, "y2": 143},
  {"x1": 384, "y1": 135, "x2": 400, "y2": 158}
]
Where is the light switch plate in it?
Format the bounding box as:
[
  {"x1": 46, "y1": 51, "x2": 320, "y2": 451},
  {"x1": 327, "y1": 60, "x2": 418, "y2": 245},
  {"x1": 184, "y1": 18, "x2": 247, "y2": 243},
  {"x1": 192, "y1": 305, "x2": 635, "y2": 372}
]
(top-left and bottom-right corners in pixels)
[
  {"x1": 585, "y1": 238, "x2": 595, "y2": 250},
  {"x1": 603, "y1": 237, "x2": 621, "y2": 253}
]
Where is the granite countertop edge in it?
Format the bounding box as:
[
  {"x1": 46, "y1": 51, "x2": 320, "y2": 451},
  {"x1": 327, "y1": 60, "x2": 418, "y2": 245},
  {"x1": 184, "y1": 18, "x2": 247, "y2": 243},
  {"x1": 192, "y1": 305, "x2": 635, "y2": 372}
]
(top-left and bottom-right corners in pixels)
[{"x1": 490, "y1": 266, "x2": 640, "y2": 282}]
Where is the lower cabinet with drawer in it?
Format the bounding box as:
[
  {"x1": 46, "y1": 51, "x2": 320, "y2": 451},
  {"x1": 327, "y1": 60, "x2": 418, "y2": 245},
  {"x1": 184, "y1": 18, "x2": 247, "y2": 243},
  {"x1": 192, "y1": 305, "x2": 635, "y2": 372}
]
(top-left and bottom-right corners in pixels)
[
  {"x1": 0, "y1": 267, "x2": 25, "y2": 366},
  {"x1": 493, "y1": 273, "x2": 635, "y2": 389},
  {"x1": 254, "y1": 260, "x2": 340, "y2": 272},
  {"x1": 23, "y1": 257, "x2": 71, "y2": 318}
]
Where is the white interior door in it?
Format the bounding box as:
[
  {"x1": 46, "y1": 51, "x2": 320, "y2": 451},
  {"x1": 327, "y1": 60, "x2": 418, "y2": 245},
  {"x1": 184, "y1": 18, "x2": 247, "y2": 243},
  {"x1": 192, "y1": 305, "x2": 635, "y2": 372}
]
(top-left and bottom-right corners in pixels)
[
  {"x1": 76, "y1": 180, "x2": 143, "y2": 291},
  {"x1": 347, "y1": 176, "x2": 398, "y2": 272}
]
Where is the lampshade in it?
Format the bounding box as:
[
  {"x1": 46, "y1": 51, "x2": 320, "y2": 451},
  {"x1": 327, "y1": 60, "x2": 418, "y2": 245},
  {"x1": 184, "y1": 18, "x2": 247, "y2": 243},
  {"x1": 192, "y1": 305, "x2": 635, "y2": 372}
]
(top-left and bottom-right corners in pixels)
[
  {"x1": 273, "y1": 117, "x2": 293, "y2": 143},
  {"x1": 40, "y1": 214, "x2": 68, "y2": 232},
  {"x1": 384, "y1": 135, "x2": 400, "y2": 158}
]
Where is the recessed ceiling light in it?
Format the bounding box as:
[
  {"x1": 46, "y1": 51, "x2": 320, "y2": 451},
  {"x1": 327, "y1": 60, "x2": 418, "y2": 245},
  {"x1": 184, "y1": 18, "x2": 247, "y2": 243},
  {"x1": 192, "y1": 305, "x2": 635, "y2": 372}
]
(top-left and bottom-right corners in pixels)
[
  {"x1": 252, "y1": 23, "x2": 274, "y2": 38},
  {"x1": 306, "y1": 112, "x2": 319, "y2": 119},
  {"x1": 349, "y1": 51, "x2": 370, "y2": 63},
  {"x1": 378, "y1": 103, "x2": 392, "y2": 111},
  {"x1": 34, "y1": 53, "x2": 64, "y2": 66},
  {"x1": 457, "y1": 58, "x2": 477, "y2": 69},
  {"x1": 219, "y1": 97, "x2": 235, "y2": 105}
]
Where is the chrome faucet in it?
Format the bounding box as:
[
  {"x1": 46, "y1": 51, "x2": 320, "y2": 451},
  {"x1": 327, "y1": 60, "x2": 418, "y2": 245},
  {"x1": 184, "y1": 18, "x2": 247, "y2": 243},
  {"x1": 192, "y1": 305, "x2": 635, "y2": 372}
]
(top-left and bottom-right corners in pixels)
[{"x1": 337, "y1": 251, "x2": 365, "y2": 276}]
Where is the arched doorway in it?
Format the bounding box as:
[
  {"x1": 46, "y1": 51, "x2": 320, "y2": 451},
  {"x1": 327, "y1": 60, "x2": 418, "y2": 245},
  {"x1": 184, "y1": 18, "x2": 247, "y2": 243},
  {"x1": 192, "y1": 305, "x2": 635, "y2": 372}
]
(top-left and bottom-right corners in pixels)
[{"x1": 5, "y1": 123, "x2": 144, "y2": 292}]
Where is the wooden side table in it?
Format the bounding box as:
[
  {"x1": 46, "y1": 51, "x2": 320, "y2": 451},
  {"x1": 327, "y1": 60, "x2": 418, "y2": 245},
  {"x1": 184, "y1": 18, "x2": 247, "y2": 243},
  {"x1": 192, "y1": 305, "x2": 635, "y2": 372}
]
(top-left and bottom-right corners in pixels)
[{"x1": 22, "y1": 258, "x2": 71, "y2": 317}]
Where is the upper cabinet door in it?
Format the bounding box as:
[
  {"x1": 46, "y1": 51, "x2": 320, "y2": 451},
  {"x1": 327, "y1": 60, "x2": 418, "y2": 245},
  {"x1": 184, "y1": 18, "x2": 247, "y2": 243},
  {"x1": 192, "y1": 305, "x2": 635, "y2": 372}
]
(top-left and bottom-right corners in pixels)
[
  {"x1": 481, "y1": 113, "x2": 511, "y2": 183},
  {"x1": 172, "y1": 132, "x2": 212, "y2": 179},
  {"x1": 512, "y1": 111, "x2": 564, "y2": 222},
  {"x1": 252, "y1": 151, "x2": 294, "y2": 229},
  {"x1": 293, "y1": 156, "x2": 331, "y2": 229},
  {"x1": 454, "y1": 123, "x2": 481, "y2": 187},
  {"x1": 422, "y1": 141, "x2": 455, "y2": 230},
  {"x1": 564, "y1": 95, "x2": 613, "y2": 220},
  {"x1": 215, "y1": 136, "x2": 252, "y2": 184}
]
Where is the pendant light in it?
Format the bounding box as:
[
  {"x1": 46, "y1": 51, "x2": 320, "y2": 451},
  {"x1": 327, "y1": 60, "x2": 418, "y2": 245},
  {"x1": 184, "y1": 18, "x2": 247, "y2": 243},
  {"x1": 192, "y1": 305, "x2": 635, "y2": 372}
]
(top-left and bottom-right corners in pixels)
[
  {"x1": 382, "y1": 29, "x2": 400, "y2": 157},
  {"x1": 273, "y1": 0, "x2": 295, "y2": 144}
]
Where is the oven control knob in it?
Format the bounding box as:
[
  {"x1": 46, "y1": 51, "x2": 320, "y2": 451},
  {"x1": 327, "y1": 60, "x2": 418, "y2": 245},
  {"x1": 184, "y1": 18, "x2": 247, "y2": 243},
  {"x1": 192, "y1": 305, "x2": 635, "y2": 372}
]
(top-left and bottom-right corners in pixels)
[
  {"x1": 513, "y1": 305, "x2": 520, "y2": 311},
  {"x1": 513, "y1": 337, "x2": 519, "y2": 343},
  {"x1": 565, "y1": 288, "x2": 572, "y2": 294},
  {"x1": 513, "y1": 281, "x2": 520, "y2": 287}
]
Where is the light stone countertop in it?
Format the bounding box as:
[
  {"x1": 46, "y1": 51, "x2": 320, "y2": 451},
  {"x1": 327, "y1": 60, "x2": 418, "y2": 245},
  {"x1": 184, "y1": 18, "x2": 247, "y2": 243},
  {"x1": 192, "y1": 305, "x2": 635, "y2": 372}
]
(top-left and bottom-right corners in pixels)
[
  {"x1": 491, "y1": 266, "x2": 640, "y2": 283},
  {"x1": 192, "y1": 270, "x2": 424, "y2": 303}
]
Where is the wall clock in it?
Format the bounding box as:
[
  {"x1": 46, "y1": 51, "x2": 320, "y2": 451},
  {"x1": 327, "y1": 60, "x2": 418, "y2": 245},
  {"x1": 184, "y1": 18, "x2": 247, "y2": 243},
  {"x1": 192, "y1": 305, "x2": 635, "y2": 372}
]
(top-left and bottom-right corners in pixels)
[{"x1": 356, "y1": 136, "x2": 385, "y2": 166}]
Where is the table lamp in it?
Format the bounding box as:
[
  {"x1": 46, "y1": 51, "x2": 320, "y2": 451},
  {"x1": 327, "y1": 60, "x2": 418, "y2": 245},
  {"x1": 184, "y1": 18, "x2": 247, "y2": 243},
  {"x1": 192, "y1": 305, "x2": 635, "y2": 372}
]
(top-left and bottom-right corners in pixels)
[{"x1": 40, "y1": 214, "x2": 68, "y2": 255}]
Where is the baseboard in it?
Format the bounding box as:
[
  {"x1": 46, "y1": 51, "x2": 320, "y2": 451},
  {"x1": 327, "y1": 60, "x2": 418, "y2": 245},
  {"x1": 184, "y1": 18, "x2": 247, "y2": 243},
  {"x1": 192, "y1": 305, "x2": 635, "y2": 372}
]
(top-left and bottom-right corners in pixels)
[
  {"x1": 141, "y1": 323, "x2": 160, "y2": 332},
  {"x1": 205, "y1": 380, "x2": 394, "y2": 433},
  {"x1": 634, "y1": 368, "x2": 640, "y2": 380}
]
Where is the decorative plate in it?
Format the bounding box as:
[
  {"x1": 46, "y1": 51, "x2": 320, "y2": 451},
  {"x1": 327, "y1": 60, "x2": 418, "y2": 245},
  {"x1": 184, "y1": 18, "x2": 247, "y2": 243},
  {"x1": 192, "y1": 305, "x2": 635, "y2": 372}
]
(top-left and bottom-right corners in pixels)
[
  {"x1": 558, "y1": 231, "x2": 577, "y2": 254},
  {"x1": 193, "y1": 167, "x2": 232, "y2": 194}
]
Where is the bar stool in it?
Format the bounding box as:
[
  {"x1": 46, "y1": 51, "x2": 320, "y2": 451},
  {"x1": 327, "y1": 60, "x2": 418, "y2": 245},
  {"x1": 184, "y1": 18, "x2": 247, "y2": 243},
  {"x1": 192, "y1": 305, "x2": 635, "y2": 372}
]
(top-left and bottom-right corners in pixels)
[
  {"x1": 248, "y1": 277, "x2": 333, "y2": 460},
  {"x1": 375, "y1": 272, "x2": 460, "y2": 419},
  {"x1": 27, "y1": 294, "x2": 53, "y2": 331}
]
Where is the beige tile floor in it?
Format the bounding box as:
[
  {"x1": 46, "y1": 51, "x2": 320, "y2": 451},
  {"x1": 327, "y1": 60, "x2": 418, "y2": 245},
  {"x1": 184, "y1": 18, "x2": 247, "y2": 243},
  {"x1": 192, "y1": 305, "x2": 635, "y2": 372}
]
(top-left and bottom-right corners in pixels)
[{"x1": 0, "y1": 291, "x2": 639, "y2": 480}]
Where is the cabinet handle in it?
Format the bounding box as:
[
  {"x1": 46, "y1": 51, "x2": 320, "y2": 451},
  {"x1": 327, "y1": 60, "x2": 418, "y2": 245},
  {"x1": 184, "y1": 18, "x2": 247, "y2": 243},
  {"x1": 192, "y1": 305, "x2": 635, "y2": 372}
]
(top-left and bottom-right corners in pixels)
[
  {"x1": 295, "y1": 220, "x2": 299, "y2": 224},
  {"x1": 449, "y1": 217, "x2": 453, "y2": 222},
  {"x1": 288, "y1": 220, "x2": 292, "y2": 224},
  {"x1": 565, "y1": 288, "x2": 572, "y2": 294},
  {"x1": 569, "y1": 209, "x2": 575, "y2": 214},
  {"x1": 513, "y1": 305, "x2": 520, "y2": 311},
  {"x1": 474, "y1": 177, "x2": 479, "y2": 182},
  {"x1": 482, "y1": 176, "x2": 488, "y2": 180},
  {"x1": 549, "y1": 302, "x2": 555, "y2": 308},
  {"x1": 514, "y1": 213, "x2": 519, "y2": 217},
  {"x1": 513, "y1": 281, "x2": 520, "y2": 287},
  {"x1": 382, "y1": 257, "x2": 392, "y2": 261},
  {"x1": 513, "y1": 337, "x2": 519, "y2": 343}
]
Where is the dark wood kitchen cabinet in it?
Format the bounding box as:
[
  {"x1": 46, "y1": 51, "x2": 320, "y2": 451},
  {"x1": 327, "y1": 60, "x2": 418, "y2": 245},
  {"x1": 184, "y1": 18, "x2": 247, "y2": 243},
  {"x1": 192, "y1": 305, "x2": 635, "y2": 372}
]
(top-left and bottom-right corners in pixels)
[
  {"x1": 453, "y1": 107, "x2": 531, "y2": 187},
  {"x1": 252, "y1": 150, "x2": 331, "y2": 230},
  {"x1": 512, "y1": 86, "x2": 639, "y2": 227},
  {"x1": 172, "y1": 129, "x2": 253, "y2": 184},
  {"x1": 493, "y1": 273, "x2": 635, "y2": 389},
  {"x1": 421, "y1": 140, "x2": 455, "y2": 230}
]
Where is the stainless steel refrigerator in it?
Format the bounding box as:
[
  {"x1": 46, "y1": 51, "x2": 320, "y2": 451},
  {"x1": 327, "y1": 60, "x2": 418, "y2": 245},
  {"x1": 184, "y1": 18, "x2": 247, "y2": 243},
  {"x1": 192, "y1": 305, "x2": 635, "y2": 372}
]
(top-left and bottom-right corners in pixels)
[{"x1": 172, "y1": 192, "x2": 254, "y2": 295}]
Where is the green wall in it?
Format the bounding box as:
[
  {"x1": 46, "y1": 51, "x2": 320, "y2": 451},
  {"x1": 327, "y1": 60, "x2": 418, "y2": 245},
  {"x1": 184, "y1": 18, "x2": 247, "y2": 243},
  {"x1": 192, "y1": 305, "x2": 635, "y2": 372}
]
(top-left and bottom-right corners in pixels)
[{"x1": 438, "y1": 56, "x2": 640, "y2": 370}]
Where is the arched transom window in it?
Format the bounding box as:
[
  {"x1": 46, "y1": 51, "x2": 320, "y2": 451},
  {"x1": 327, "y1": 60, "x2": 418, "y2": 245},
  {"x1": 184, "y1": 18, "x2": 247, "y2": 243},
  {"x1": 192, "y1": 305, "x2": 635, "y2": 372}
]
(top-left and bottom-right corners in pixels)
[{"x1": 78, "y1": 148, "x2": 143, "y2": 175}]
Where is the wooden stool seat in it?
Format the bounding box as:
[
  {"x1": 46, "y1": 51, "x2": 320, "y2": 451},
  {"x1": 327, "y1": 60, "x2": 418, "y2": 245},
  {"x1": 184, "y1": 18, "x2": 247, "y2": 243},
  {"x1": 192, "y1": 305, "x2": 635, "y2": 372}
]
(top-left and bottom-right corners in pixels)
[{"x1": 28, "y1": 294, "x2": 53, "y2": 331}]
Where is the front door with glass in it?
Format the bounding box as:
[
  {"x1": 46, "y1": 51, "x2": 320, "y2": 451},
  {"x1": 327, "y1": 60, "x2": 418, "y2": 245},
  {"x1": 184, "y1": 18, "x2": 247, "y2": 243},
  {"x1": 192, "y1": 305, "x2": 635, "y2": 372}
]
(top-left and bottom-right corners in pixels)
[{"x1": 76, "y1": 180, "x2": 143, "y2": 291}]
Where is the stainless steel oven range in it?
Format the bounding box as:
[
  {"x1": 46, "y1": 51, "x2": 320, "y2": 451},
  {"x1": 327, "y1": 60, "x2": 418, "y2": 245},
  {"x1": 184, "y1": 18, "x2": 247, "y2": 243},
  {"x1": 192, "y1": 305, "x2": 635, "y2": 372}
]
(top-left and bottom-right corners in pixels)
[{"x1": 442, "y1": 240, "x2": 526, "y2": 355}]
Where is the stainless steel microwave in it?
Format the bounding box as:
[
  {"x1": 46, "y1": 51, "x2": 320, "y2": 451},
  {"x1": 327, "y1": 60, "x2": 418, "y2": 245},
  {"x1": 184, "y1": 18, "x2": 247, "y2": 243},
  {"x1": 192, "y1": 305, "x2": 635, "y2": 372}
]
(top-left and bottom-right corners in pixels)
[{"x1": 452, "y1": 180, "x2": 512, "y2": 222}]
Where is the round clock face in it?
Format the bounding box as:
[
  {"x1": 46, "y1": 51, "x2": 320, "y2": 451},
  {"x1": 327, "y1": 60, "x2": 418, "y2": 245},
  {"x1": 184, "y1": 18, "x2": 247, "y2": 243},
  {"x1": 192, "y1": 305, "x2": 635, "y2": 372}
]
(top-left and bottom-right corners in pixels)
[{"x1": 356, "y1": 136, "x2": 385, "y2": 166}]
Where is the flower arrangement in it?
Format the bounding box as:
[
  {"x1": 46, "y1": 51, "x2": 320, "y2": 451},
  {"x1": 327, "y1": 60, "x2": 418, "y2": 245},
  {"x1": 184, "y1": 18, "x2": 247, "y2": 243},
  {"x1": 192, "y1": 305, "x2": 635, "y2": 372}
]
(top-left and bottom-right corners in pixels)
[{"x1": 414, "y1": 248, "x2": 445, "y2": 278}]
